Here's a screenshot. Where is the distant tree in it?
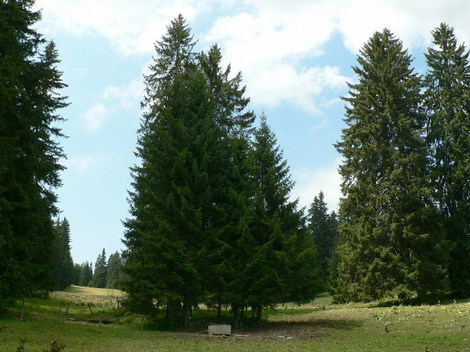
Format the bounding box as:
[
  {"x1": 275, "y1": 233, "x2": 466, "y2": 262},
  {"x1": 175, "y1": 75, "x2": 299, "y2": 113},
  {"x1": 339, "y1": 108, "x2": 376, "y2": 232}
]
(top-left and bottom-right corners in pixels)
[
  {"x1": 92, "y1": 249, "x2": 107, "y2": 288},
  {"x1": 424, "y1": 23, "x2": 470, "y2": 298},
  {"x1": 0, "y1": 0, "x2": 67, "y2": 305},
  {"x1": 308, "y1": 192, "x2": 339, "y2": 291},
  {"x1": 71, "y1": 263, "x2": 81, "y2": 285},
  {"x1": 334, "y1": 29, "x2": 448, "y2": 302},
  {"x1": 51, "y1": 218, "x2": 74, "y2": 290},
  {"x1": 78, "y1": 262, "x2": 93, "y2": 287},
  {"x1": 106, "y1": 251, "x2": 123, "y2": 289}
]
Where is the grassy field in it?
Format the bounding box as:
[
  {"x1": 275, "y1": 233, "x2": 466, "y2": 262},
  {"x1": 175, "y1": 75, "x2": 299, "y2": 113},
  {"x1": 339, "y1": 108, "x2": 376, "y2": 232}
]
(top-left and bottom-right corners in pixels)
[{"x1": 0, "y1": 286, "x2": 469, "y2": 351}]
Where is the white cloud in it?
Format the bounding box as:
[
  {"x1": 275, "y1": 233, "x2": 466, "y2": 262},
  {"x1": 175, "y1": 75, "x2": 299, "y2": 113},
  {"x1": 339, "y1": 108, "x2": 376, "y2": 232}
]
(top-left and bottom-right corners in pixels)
[
  {"x1": 204, "y1": 0, "x2": 470, "y2": 114},
  {"x1": 292, "y1": 159, "x2": 342, "y2": 212},
  {"x1": 35, "y1": 0, "x2": 215, "y2": 55},
  {"x1": 246, "y1": 64, "x2": 348, "y2": 114},
  {"x1": 78, "y1": 80, "x2": 143, "y2": 132},
  {"x1": 239, "y1": 0, "x2": 470, "y2": 53},
  {"x1": 64, "y1": 155, "x2": 103, "y2": 172},
  {"x1": 79, "y1": 103, "x2": 110, "y2": 132},
  {"x1": 337, "y1": 0, "x2": 470, "y2": 53},
  {"x1": 35, "y1": 0, "x2": 470, "y2": 115},
  {"x1": 205, "y1": 8, "x2": 347, "y2": 114},
  {"x1": 103, "y1": 80, "x2": 143, "y2": 108}
]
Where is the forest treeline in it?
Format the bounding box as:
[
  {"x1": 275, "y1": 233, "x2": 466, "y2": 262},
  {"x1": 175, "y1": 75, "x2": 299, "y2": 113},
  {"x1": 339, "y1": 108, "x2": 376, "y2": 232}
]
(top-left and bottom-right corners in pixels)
[
  {"x1": 53, "y1": 223, "x2": 125, "y2": 290},
  {"x1": 1, "y1": 0, "x2": 468, "y2": 330}
]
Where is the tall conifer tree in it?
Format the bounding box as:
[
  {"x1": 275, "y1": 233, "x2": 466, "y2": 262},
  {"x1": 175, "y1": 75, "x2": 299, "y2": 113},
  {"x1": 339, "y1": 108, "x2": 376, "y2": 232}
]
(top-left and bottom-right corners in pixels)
[
  {"x1": 198, "y1": 44, "x2": 256, "y2": 321},
  {"x1": 106, "y1": 251, "x2": 123, "y2": 289},
  {"x1": 51, "y1": 218, "x2": 74, "y2": 290},
  {"x1": 78, "y1": 262, "x2": 93, "y2": 287},
  {"x1": 245, "y1": 116, "x2": 319, "y2": 321},
  {"x1": 335, "y1": 29, "x2": 447, "y2": 302},
  {"x1": 0, "y1": 0, "x2": 67, "y2": 305},
  {"x1": 424, "y1": 23, "x2": 470, "y2": 297},
  {"x1": 308, "y1": 192, "x2": 339, "y2": 290},
  {"x1": 92, "y1": 249, "x2": 107, "y2": 288},
  {"x1": 123, "y1": 15, "x2": 230, "y2": 327}
]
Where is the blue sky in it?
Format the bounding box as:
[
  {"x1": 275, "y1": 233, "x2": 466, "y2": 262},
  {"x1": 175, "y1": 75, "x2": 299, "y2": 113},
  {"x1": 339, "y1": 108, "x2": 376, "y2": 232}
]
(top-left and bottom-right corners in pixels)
[{"x1": 33, "y1": 0, "x2": 470, "y2": 264}]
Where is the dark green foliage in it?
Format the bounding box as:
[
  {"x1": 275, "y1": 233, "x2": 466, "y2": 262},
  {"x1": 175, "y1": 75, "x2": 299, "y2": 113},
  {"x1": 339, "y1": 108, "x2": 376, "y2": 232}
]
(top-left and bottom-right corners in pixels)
[
  {"x1": 334, "y1": 29, "x2": 448, "y2": 303},
  {"x1": 0, "y1": 0, "x2": 67, "y2": 304},
  {"x1": 198, "y1": 44, "x2": 257, "y2": 323},
  {"x1": 77, "y1": 262, "x2": 93, "y2": 287},
  {"x1": 199, "y1": 44, "x2": 255, "y2": 136},
  {"x1": 243, "y1": 116, "x2": 320, "y2": 317},
  {"x1": 424, "y1": 23, "x2": 470, "y2": 298},
  {"x1": 106, "y1": 251, "x2": 123, "y2": 289},
  {"x1": 123, "y1": 15, "x2": 319, "y2": 327},
  {"x1": 123, "y1": 15, "x2": 225, "y2": 327},
  {"x1": 92, "y1": 249, "x2": 107, "y2": 288},
  {"x1": 51, "y1": 218, "x2": 74, "y2": 290},
  {"x1": 308, "y1": 192, "x2": 339, "y2": 291},
  {"x1": 71, "y1": 263, "x2": 81, "y2": 285}
]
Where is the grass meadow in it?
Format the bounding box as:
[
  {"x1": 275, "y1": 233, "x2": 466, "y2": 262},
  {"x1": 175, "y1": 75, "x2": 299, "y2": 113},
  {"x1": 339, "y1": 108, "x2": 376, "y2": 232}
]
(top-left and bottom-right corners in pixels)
[{"x1": 0, "y1": 286, "x2": 469, "y2": 351}]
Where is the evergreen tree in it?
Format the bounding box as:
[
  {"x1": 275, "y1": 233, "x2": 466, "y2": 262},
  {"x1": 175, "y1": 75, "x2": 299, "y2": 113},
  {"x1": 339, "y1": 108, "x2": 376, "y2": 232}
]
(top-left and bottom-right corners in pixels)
[
  {"x1": 308, "y1": 192, "x2": 339, "y2": 291},
  {"x1": 71, "y1": 263, "x2": 81, "y2": 285},
  {"x1": 0, "y1": 0, "x2": 67, "y2": 305},
  {"x1": 424, "y1": 23, "x2": 470, "y2": 298},
  {"x1": 51, "y1": 218, "x2": 74, "y2": 290},
  {"x1": 123, "y1": 15, "x2": 228, "y2": 327},
  {"x1": 78, "y1": 262, "x2": 93, "y2": 287},
  {"x1": 199, "y1": 44, "x2": 255, "y2": 136},
  {"x1": 198, "y1": 44, "x2": 256, "y2": 323},
  {"x1": 106, "y1": 251, "x2": 123, "y2": 289},
  {"x1": 243, "y1": 116, "x2": 319, "y2": 321},
  {"x1": 335, "y1": 29, "x2": 447, "y2": 302},
  {"x1": 92, "y1": 249, "x2": 107, "y2": 288}
]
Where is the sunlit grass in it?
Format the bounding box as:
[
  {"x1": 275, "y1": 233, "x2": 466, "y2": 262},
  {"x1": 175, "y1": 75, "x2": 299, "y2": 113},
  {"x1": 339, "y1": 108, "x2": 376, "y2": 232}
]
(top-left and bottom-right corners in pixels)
[{"x1": 1, "y1": 287, "x2": 469, "y2": 352}]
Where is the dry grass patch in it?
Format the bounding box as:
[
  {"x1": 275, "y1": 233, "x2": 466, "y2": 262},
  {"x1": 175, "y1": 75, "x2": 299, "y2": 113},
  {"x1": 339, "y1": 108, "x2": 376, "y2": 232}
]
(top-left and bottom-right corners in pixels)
[{"x1": 51, "y1": 285, "x2": 126, "y2": 307}]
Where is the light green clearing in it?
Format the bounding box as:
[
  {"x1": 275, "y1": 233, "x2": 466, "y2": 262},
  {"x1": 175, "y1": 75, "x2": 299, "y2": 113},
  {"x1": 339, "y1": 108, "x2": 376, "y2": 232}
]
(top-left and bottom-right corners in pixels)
[{"x1": 1, "y1": 287, "x2": 468, "y2": 352}]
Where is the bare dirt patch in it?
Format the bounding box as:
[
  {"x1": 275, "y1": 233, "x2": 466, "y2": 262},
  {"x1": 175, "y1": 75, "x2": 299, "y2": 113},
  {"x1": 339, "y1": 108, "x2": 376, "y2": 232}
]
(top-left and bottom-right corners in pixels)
[{"x1": 180, "y1": 318, "x2": 360, "y2": 341}]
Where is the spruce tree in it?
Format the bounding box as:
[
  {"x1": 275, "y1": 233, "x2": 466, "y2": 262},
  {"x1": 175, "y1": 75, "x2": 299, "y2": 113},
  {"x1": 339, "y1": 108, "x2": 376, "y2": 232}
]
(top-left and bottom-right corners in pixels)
[
  {"x1": 335, "y1": 29, "x2": 447, "y2": 302},
  {"x1": 198, "y1": 44, "x2": 255, "y2": 322},
  {"x1": 92, "y1": 249, "x2": 107, "y2": 288},
  {"x1": 78, "y1": 262, "x2": 93, "y2": 287},
  {"x1": 0, "y1": 0, "x2": 67, "y2": 305},
  {"x1": 424, "y1": 23, "x2": 470, "y2": 298},
  {"x1": 123, "y1": 15, "x2": 229, "y2": 327},
  {"x1": 244, "y1": 116, "x2": 319, "y2": 320},
  {"x1": 308, "y1": 192, "x2": 339, "y2": 291},
  {"x1": 199, "y1": 44, "x2": 255, "y2": 136},
  {"x1": 106, "y1": 251, "x2": 123, "y2": 289},
  {"x1": 71, "y1": 263, "x2": 81, "y2": 285},
  {"x1": 51, "y1": 218, "x2": 74, "y2": 290}
]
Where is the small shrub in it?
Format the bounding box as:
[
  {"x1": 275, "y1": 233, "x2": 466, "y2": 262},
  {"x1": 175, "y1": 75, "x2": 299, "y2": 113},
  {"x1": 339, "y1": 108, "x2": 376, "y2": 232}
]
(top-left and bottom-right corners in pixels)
[
  {"x1": 43, "y1": 341, "x2": 65, "y2": 352},
  {"x1": 16, "y1": 338, "x2": 28, "y2": 352}
]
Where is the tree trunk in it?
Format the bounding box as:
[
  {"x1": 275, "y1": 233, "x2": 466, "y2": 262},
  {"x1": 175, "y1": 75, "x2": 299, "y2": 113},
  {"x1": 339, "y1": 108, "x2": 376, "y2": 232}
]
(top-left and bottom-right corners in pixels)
[
  {"x1": 232, "y1": 305, "x2": 239, "y2": 329},
  {"x1": 20, "y1": 298, "x2": 25, "y2": 322},
  {"x1": 182, "y1": 295, "x2": 191, "y2": 328},
  {"x1": 217, "y1": 300, "x2": 222, "y2": 323},
  {"x1": 256, "y1": 305, "x2": 263, "y2": 323}
]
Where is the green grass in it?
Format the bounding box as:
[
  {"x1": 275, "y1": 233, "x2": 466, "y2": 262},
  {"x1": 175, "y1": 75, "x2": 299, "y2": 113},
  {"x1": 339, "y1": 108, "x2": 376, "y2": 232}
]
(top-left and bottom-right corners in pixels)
[{"x1": 1, "y1": 287, "x2": 469, "y2": 351}]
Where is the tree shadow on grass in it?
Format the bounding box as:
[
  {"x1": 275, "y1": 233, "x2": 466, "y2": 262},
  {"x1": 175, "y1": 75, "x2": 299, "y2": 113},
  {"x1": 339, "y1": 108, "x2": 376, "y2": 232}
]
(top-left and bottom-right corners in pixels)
[{"x1": 186, "y1": 318, "x2": 363, "y2": 341}]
